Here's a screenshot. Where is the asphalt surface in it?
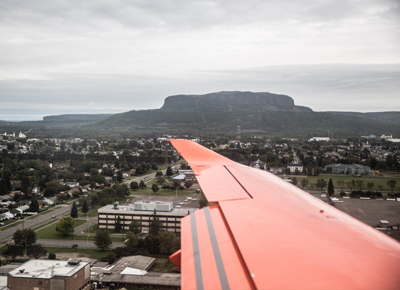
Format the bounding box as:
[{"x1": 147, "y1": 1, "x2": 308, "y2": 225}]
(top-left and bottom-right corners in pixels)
[
  {"x1": 36, "y1": 238, "x2": 125, "y2": 250},
  {"x1": 309, "y1": 193, "x2": 400, "y2": 226},
  {"x1": 0, "y1": 204, "x2": 72, "y2": 244},
  {"x1": 334, "y1": 198, "x2": 400, "y2": 226}
]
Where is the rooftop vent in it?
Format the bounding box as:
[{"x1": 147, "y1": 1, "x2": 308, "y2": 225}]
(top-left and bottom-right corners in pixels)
[
  {"x1": 19, "y1": 269, "x2": 25, "y2": 274},
  {"x1": 68, "y1": 259, "x2": 81, "y2": 265},
  {"x1": 113, "y1": 202, "x2": 119, "y2": 209}
]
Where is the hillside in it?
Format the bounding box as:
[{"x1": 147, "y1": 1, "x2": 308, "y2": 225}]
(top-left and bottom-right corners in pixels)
[
  {"x1": 43, "y1": 114, "x2": 113, "y2": 122},
  {"x1": 94, "y1": 92, "x2": 400, "y2": 136},
  {"x1": 326, "y1": 111, "x2": 400, "y2": 125},
  {"x1": 161, "y1": 91, "x2": 312, "y2": 112},
  {"x1": 2, "y1": 91, "x2": 399, "y2": 138}
]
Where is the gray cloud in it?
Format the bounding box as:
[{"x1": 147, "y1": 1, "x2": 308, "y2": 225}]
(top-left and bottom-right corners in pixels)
[
  {"x1": 0, "y1": 0, "x2": 399, "y2": 120},
  {"x1": 1, "y1": 64, "x2": 399, "y2": 121}
]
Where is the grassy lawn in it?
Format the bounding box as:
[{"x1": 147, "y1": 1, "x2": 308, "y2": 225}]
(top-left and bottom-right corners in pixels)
[
  {"x1": 36, "y1": 220, "x2": 124, "y2": 242},
  {"x1": 291, "y1": 174, "x2": 399, "y2": 193},
  {"x1": 82, "y1": 223, "x2": 128, "y2": 242},
  {"x1": 83, "y1": 223, "x2": 99, "y2": 233},
  {"x1": 36, "y1": 219, "x2": 88, "y2": 239},
  {"x1": 130, "y1": 178, "x2": 195, "y2": 197},
  {"x1": 51, "y1": 234, "x2": 122, "y2": 242},
  {"x1": 150, "y1": 258, "x2": 175, "y2": 272},
  {"x1": 78, "y1": 205, "x2": 101, "y2": 218},
  {"x1": 33, "y1": 220, "x2": 59, "y2": 231},
  {"x1": 44, "y1": 247, "x2": 111, "y2": 260}
]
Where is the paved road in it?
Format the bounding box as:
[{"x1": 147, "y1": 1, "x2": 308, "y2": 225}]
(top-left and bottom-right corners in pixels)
[
  {"x1": 36, "y1": 238, "x2": 125, "y2": 250},
  {"x1": 0, "y1": 204, "x2": 72, "y2": 244}
]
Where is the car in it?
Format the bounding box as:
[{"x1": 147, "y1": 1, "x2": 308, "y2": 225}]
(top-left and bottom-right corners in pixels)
[
  {"x1": 321, "y1": 194, "x2": 326, "y2": 197},
  {"x1": 0, "y1": 222, "x2": 4, "y2": 226},
  {"x1": 192, "y1": 198, "x2": 197, "y2": 201},
  {"x1": 179, "y1": 202, "x2": 185, "y2": 205},
  {"x1": 187, "y1": 197, "x2": 192, "y2": 200},
  {"x1": 52, "y1": 215, "x2": 56, "y2": 219},
  {"x1": 72, "y1": 243, "x2": 78, "y2": 248},
  {"x1": 175, "y1": 205, "x2": 182, "y2": 208}
]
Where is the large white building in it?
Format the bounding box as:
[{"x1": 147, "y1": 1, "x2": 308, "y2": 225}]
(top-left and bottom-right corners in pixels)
[
  {"x1": 287, "y1": 161, "x2": 304, "y2": 173},
  {"x1": 308, "y1": 137, "x2": 330, "y2": 142},
  {"x1": 98, "y1": 201, "x2": 197, "y2": 233}
]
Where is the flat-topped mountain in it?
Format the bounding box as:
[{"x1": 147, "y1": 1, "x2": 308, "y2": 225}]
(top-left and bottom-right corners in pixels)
[
  {"x1": 2, "y1": 91, "x2": 399, "y2": 137},
  {"x1": 161, "y1": 91, "x2": 312, "y2": 112}
]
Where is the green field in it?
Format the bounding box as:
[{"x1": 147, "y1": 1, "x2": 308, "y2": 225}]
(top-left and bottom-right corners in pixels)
[
  {"x1": 43, "y1": 247, "x2": 111, "y2": 260},
  {"x1": 78, "y1": 205, "x2": 102, "y2": 218},
  {"x1": 35, "y1": 219, "x2": 124, "y2": 242},
  {"x1": 36, "y1": 219, "x2": 88, "y2": 239},
  {"x1": 33, "y1": 220, "x2": 59, "y2": 231}
]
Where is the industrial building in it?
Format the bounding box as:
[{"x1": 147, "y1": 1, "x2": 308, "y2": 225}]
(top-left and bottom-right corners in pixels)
[
  {"x1": 324, "y1": 163, "x2": 371, "y2": 175},
  {"x1": 7, "y1": 259, "x2": 90, "y2": 290},
  {"x1": 98, "y1": 201, "x2": 197, "y2": 233},
  {"x1": 91, "y1": 255, "x2": 180, "y2": 289}
]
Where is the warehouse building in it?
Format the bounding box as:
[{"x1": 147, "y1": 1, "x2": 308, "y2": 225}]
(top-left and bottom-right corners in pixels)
[
  {"x1": 7, "y1": 259, "x2": 90, "y2": 290},
  {"x1": 91, "y1": 255, "x2": 180, "y2": 289},
  {"x1": 324, "y1": 163, "x2": 371, "y2": 175}
]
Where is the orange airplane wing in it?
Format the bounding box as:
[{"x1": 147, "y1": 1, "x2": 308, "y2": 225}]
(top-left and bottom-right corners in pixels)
[{"x1": 170, "y1": 139, "x2": 400, "y2": 290}]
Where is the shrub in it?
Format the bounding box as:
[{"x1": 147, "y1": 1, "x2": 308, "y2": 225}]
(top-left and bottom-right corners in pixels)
[{"x1": 48, "y1": 253, "x2": 56, "y2": 260}]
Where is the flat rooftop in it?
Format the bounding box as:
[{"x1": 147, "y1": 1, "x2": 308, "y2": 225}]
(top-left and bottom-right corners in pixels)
[
  {"x1": 91, "y1": 256, "x2": 180, "y2": 287},
  {"x1": 8, "y1": 259, "x2": 89, "y2": 279}
]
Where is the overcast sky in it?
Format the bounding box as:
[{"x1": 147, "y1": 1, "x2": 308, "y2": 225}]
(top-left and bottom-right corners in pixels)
[{"x1": 1, "y1": 0, "x2": 399, "y2": 121}]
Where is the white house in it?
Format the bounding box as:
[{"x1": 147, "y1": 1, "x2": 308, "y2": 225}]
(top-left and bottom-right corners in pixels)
[
  {"x1": 287, "y1": 161, "x2": 304, "y2": 173},
  {"x1": 308, "y1": 137, "x2": 330, "y2": 142}
]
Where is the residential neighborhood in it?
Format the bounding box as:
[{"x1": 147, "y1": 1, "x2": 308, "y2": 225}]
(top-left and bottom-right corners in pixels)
[{"x1": 0, "y1": 132, "x2": 400, "y2": 289}]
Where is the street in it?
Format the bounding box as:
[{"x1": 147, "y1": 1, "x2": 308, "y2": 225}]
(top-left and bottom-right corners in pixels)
[
  {"x1": 0, "y1": 204, "x2": 72, "y2": 244},
  {"x1": 36, "y1": 238, "x2": 125, "y2": 250}
]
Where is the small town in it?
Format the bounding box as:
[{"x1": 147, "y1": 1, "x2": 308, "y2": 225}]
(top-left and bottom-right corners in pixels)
[{"x1": 0, "y1": 131, "x2": 399, "y2": 289}]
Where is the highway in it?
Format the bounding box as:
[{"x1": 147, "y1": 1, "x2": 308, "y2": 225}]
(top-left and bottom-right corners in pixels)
[{"x1": 0, "y1": 204, "x2": 71, "y2": 244}]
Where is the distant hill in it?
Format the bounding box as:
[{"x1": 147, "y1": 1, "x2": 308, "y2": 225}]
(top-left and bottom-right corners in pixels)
[
  {"x1": 161, "y1": 91, "x2": 312, "y2": 112},
  {"x1": 2, "y1": 91, "x2": 399, "y2": 137},
  {"x1": 94, "y1": 91, "x2": 400, "y2": 136},
  {"x1": 326, "y1": 111, "x2": 400, "y2": 125},
  {"x1": 43, "y1": 114, "x2": 113, "y2": 122}
]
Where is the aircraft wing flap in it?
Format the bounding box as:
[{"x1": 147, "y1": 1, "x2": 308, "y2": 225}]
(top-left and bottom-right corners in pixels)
[
  {"x1": 180, "y1": 206, "x2": 254, "y2": 290},
  {"x1": 193, "y1": 165, "x2": 251, "y2": 202},
  {"x1": 171, "y1": 139, "x2": 251, "y2": 202}
]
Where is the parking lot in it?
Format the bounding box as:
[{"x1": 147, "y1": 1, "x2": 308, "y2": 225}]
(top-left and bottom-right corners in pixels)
[
  {"x1": 309, "y1": 193, "x2": 400, "y2": 227},
  {"x1": 333, "y1": 198, "x2": 400, "y2": 227}
]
